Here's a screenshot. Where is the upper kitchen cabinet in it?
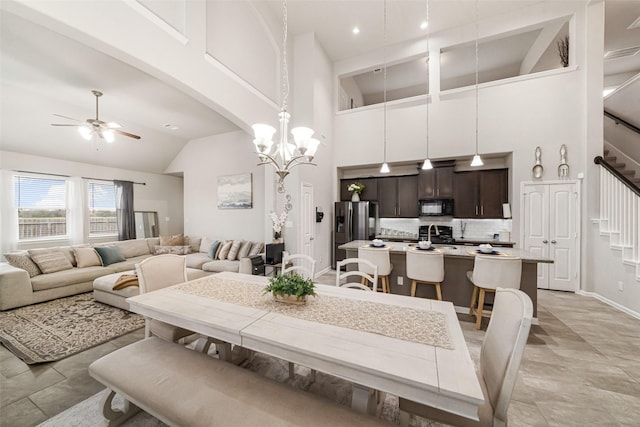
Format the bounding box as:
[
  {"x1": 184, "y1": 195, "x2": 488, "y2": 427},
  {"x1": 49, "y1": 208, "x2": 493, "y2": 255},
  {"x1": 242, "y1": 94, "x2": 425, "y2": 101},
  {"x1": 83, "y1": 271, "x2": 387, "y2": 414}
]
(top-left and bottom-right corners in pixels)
[
  {"x1": 418, "y1": 165, "x2": 454, "y2": 199},
  {"x1": 453, "y1": 169, "x2": 508, "y2": 218},
  {"x1": 340, "y1": 177, "x2": 378, "y2": 201},
  {"x1": 378, "y1": 175, "x2": 419, "y2": 218}
]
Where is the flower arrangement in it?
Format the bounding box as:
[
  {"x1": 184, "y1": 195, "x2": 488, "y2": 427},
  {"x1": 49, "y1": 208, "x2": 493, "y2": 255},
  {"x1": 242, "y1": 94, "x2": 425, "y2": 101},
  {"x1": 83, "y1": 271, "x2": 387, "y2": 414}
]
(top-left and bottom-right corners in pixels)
[
  {"x1": 347, "y1": 182, "x2": 365, "y2": 195},
  {"x1": 270, "y1": 209, "x2": 288, "y2": 240}
]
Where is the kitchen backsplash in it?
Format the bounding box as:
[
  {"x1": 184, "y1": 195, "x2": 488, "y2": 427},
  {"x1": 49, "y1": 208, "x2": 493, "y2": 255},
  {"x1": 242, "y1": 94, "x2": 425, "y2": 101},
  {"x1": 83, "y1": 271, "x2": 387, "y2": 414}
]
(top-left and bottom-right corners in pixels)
[{"x1": 379, "y1": 218, "x2": 512, "y2": 242}]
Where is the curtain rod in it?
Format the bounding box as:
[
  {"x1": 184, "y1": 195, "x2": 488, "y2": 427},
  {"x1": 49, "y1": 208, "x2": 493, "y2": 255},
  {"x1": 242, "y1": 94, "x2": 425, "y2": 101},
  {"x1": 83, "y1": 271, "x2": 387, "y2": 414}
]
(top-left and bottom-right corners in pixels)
[{"x1": 14, "y1": 170, "x2": 146, "y2": 185}]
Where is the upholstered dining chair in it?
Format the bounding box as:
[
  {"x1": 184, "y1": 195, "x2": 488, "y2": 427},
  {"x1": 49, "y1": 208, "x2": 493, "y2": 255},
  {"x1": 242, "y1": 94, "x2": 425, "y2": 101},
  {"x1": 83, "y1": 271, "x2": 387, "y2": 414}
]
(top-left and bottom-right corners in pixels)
[
  {"x1": 468, "y1": 255, "x2": 522, "y2": 330},
  {"x1": 357, "y1": 246, "x2": 392, "y2": 293},
  {"x1": 336, "y1": 258, "x2": 378, "y2": 290},
  {"x1": 406, "y1": 249, "x2": 444, "y2": 300},
  {"x1": 136, "y1": 254, "x2": 215, "y2": 353},
  {"x1": 399, "y1": 288, "x2": 533, "y2": 427},
  {"x1": 282, "y1": 253, "x2": 316, "y2": 280}
]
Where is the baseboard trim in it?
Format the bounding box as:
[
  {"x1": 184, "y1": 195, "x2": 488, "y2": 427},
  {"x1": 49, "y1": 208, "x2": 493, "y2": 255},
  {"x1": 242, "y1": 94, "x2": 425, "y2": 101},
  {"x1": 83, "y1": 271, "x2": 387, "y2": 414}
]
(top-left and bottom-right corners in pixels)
[{"x1": 577, "y1": 290, "x2": 640, "y2": 320}]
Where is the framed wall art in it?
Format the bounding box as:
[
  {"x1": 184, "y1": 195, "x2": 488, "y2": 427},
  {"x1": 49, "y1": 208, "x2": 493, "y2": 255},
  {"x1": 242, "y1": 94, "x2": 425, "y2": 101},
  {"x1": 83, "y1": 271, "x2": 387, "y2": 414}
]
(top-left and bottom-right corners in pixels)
[{"x1": 217, "y1": 173, "x2": 252, "y2": 209}]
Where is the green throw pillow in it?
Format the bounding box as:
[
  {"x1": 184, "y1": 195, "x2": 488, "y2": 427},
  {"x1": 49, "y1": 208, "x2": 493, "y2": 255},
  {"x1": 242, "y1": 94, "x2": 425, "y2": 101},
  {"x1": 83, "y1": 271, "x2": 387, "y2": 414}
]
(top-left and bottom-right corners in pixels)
[
  {"x1": 208, "y1": 241, "x2": 221, "y2": 259},
  {"x1": 94, "y1": 245, "x2": 126, "y2": 266}
]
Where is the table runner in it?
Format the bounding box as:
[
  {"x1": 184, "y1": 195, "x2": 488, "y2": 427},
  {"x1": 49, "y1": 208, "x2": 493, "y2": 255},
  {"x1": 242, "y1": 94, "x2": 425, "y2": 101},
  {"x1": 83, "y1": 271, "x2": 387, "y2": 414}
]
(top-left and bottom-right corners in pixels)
[{"x1": 176, "y1": 276, "x2": 453, "y2": 350}]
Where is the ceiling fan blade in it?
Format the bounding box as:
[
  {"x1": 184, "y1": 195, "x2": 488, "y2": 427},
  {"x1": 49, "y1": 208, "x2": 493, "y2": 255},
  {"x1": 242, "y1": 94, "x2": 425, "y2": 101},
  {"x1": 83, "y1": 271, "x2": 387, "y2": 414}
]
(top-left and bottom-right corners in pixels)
[
  {"x1": 52, "y1": 113, "x2": 84, "y2": 123},
  {"x1": 51, "y1": 124, "x2": 79, "y2": 127},
  {"x1": 114, "y1": 129, "x2": 141, "y2": 140}
]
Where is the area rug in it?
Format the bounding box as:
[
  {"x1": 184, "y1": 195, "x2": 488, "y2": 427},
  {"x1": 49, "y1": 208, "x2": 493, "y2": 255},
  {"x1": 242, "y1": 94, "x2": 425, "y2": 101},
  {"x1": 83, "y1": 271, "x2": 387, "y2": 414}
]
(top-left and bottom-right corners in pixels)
[
  {"x1": 37, "y1": 350, "x2": 442, "y2": 427},
  {"x1": 0, "y1": 293, "x2": 144, "y2": 364}
]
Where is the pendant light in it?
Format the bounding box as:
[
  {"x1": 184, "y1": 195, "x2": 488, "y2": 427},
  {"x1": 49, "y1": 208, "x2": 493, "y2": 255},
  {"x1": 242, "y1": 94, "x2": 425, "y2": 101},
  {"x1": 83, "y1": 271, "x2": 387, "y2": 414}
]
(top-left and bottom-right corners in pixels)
[
  {"x1": 251, "y1": 0, "x2": 319, "y2": 192},
  {"x1": 470, "y1": 0, "x2": 483, "y2": 167},
  {"x1": 380, "y1": 0, "x2": 390, "y2": 174},
  {"x1": 421, "y1": 0, "x2": 433, "y2": 170}
]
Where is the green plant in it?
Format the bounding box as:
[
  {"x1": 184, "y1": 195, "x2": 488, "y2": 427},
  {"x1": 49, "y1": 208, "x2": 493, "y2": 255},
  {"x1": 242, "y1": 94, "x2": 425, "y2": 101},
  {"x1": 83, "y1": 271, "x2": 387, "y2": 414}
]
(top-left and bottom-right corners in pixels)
[{"x1": 263, "y1": 273, "x2": 317, "y2": 299}]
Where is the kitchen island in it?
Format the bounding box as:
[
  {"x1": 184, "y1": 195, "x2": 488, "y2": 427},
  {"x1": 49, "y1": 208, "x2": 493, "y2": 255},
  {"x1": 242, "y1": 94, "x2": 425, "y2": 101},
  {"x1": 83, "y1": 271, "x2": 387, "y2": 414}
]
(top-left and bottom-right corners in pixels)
[{"x1": 339, "y1": 240, "x2": 552, "y2": 319}]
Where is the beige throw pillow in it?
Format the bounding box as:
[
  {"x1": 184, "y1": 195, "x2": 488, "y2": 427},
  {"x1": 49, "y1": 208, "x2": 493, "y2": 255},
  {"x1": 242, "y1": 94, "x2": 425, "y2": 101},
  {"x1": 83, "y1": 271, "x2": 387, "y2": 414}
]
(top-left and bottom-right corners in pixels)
[
  {"x1": 248, "y1": 242, "x2": 264, "y2": 256},
  {"x1": 153, "y1": 245, "x2": 191, "y2": 255},
  {"x1": 4, "y1": 252, "x2": 41, "y2": 277},
  {"x1": 216, "y1": 241, "x2": 233, "y2": 260},
  {"x1": 227, "y1": 241, "x2": 243, "y2": 261},
  {"x1": 74, "y1": 247, "x2": 102, "y2": 268},
  {"x1": 159, "y1": 234, "x2": 184, "y2": 246},
  {"x1": 28, "y1": 249, "x2": 73, "y2": 274},
  {"x1": 237, "y1": 241, "x2": 253, "y2": 259},
  {"x1": 184, "y1": 236, "x2": 202, "y2": 254}
]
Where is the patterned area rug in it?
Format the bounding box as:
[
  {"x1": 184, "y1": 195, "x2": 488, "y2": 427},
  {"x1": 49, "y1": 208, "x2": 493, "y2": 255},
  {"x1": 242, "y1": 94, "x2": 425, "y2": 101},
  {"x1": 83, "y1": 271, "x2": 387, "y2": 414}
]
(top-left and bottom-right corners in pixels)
[{"x1": 0, "y1": 293, "x2": 144, "y2": 364}]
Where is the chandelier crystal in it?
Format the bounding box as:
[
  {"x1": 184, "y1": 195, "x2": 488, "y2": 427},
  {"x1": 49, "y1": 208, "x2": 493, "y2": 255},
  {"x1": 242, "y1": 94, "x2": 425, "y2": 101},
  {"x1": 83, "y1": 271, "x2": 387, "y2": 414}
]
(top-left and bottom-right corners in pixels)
[{"x1": 251, "y1": 0, "x2": 318, "y2": 192}]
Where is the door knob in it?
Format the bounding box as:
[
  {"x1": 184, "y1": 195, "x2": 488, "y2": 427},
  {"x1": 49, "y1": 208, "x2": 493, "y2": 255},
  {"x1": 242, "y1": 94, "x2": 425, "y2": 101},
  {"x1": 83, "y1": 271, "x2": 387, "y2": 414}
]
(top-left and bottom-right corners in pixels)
[
  {"x1": 310, "y1": 237, "x2": 315, "y2": 241},
  {"x1": 542, "y1": 240, "x2": 548, "y2": 244},
  {"x1": 551, "y1": 240, "x2": 556, "y2": 244}
]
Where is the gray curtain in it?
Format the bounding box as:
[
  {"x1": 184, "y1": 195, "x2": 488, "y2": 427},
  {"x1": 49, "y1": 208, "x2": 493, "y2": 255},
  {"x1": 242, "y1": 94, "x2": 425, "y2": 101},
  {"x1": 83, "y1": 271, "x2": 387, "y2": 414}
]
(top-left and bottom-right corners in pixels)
[{"x1": 114, "y1": 180, "x2": 136, "y2": 241}]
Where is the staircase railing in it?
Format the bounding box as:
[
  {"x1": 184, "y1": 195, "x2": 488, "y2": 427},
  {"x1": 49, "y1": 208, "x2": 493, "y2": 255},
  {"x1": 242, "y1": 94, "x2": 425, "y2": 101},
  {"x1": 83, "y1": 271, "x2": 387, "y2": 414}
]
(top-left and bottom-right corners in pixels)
[
  {"x1": 594, "y1": 156, "x2": 639, "y2": 280},
  {"x1": 604, "y1": 109, "x2": 640, "y2": 136}
]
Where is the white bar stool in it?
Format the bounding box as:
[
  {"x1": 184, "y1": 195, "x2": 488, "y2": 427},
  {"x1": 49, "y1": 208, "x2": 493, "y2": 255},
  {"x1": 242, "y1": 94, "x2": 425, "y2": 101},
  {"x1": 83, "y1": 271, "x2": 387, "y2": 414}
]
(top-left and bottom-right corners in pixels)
[
  {"x1": 467, "y1": 255, "x2": 522, "y2": 329},
  {"x1": 358, "y1": 246, "x2": 393, "y2": 293},
  {"x1": 406, "y1": 249, "x2": 444, "y2": 300}
]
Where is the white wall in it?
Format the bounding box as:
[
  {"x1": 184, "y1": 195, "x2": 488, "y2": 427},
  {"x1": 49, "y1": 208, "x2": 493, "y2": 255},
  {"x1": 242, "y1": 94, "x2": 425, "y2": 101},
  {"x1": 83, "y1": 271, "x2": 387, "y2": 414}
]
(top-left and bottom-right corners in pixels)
[
  {"x1": 0, "y1": 150, "x2": 184, "y2": 253},
  {"x1": 166, "y1": 130, "x2": 265, "y2": 241}
]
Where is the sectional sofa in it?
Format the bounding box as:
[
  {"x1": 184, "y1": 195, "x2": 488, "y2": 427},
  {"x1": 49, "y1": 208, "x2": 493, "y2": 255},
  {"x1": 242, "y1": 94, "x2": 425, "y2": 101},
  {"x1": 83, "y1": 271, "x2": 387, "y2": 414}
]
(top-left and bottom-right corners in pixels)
[{"x1": 0, "y1": 236, "x2": 264, "y2": 311}]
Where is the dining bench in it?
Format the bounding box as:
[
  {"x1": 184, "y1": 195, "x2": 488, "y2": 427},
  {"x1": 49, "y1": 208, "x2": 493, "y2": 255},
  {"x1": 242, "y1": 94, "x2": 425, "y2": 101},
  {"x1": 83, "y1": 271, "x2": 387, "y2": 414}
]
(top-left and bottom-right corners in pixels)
[{"x1": 89, "y1": 337, "x2": 392, "y2": 426}]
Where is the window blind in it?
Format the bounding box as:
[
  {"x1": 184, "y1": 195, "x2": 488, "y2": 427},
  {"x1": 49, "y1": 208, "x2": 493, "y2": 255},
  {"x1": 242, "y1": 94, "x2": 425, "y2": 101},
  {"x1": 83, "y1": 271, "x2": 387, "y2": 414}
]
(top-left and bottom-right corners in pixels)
[
  {"x1": 88, "y1": 181, "x2": 117, "y2": 236},
  {"x1": 14, "y1": 175, "x2": 67, "y2": 239}
]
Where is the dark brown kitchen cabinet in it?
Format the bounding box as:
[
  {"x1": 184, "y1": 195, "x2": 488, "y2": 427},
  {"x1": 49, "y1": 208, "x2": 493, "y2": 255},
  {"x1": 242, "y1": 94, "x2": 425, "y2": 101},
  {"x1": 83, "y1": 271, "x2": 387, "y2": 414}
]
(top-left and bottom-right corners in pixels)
[
  {"x1": 340, "y1": 177, "x2": 378, "y2": 201},
  {"x1": 378, "y1": 175, "x2": 419, "y2": 218},
  {"x1": 418, "y1": 166, "x2": 454, "y2": 199},
  {"x1": 453, "y1": 169, "x2": 508, "y2": 218}
]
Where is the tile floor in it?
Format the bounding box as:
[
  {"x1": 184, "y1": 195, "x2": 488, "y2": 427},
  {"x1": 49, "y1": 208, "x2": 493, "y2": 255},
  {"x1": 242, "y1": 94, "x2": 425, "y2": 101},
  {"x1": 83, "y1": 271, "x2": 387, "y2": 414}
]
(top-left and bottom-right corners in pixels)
[{"x1": 1, "y1": 272, "x2": 639, "y2": 426}]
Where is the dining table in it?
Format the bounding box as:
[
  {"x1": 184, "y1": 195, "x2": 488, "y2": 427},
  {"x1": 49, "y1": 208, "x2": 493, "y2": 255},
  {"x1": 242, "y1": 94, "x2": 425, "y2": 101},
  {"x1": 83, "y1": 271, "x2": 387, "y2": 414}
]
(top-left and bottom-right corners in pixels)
[{"x1": 126, "y1": 271, "x2": 484, "y2": 420}]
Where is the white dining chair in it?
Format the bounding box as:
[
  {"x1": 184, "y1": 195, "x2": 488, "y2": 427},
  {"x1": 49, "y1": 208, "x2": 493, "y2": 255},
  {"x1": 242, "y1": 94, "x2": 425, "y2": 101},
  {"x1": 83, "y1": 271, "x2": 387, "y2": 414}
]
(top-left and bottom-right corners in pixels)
[
  {"x1": 336, "y1": 258, "x2": 378, "y2": 291},
  {"x1": 357, "y1": 246, "x2": 392, "y2": 293},
  {"x1": 468, "y1": 255, "x2": 522, "y2": 330},
  {"x1": 399, "y1": 288, "x2": 533, "y2": 427},
  {"x1": 406, "y1": 249, "x2": 444, "y2": 300},
  {"x1": 136, "y1": 254, "x2": 217, "y2": 354},
  {"x1": 282, "y1": 253, "x2": 316, "y2": 280}
]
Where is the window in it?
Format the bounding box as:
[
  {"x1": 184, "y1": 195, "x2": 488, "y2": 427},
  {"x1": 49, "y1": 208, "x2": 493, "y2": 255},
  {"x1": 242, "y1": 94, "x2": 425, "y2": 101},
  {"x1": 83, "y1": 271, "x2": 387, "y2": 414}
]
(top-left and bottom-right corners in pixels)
[
  {"x1": 14, "y1": 175, "x2": 67, "y2": 240},
  {"x1": 88, "y1": 182, "x2": 117, "y2": 236}
]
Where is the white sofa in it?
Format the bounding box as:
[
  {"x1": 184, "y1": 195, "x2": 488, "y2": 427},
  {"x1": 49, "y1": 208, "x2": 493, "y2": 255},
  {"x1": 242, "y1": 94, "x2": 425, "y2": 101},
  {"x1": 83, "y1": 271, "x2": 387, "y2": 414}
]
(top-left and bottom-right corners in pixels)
[{"x1": 0, "y1": 236, "x2": 263, "y2": 311}]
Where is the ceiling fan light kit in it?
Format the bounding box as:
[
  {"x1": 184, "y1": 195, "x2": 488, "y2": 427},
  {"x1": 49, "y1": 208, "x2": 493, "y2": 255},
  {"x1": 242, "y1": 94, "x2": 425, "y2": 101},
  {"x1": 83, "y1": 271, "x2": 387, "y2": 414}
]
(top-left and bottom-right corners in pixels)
[{"x1": 51, "y1": 90, "x2": 141, "y2": 143}]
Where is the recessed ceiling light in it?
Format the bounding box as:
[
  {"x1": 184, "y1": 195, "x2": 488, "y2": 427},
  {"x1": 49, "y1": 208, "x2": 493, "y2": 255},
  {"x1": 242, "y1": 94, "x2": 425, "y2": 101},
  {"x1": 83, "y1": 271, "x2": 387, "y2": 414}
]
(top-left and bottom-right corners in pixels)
[
  {"x1": 420, "y1": 21, "x2": 428, "y2": 30},
  {"x1": 163, "y1": 123, "x2": 179, "y2": 130},
  {"x1": 352, "y1": 27, "x2": 360, "y2": 35}
]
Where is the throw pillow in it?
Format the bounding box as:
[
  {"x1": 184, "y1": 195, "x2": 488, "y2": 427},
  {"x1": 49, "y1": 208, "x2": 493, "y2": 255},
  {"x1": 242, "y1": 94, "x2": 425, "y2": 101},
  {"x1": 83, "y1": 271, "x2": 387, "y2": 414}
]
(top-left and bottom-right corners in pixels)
[
  {"x1": 208, "y1": 241, "x2": 221, "y2": 259},
  {"x1": 4, "y1": 252, "x2": 41, "y2": 277},
  {"x1": 199, "y1": 237, "x2": 217, "y2": 253},
  {"x1": 27, "y1": 249, "x2": 73, "y2": 274},
  {"x1": 248, "y1": 242, "x2": 264, "y2": 256},
  {"x1": 94, "y1": 245, "x2": 126, "y2": 266},
  {"x1": 74, "y1": 247, "x2": 102, "y2": 268},
  {"x1": 159, "y1": 233, "x2": 184, "y2": 246},
  {"x1": 117, "y1": 239, "x2": 151, "y2": 258},
  {"x1": 216, "y1": 241, "x2": 233, "y2": 260},
  {"x1": 153, "y1": 245, "x2": 191, "y2": 255},
  {"x1": 59, "y1": 246, "x2": 78, "y2": 267},
  {"x1": 184, "y1": 236, "x2": 202, "y2": 254},
  {"x1": 227, "y1": 241, "x2": 243, "y2": 261},
  {"x1": 237, "y1": 240, "x2": 253, "y2": 259}
]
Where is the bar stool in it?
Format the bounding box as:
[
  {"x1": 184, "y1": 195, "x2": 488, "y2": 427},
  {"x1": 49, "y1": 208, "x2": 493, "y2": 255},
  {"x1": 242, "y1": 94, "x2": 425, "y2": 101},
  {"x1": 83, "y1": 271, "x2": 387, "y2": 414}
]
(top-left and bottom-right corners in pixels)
[
  {"x1": 467, "y1": 255, "x2": 522, "y2": 329},
  {"x1": 406, "y1": 249, "x2": 444, "y2": 300},
  {"x1": 358, "y1": 246, "x2": 393, "y2": 293}
]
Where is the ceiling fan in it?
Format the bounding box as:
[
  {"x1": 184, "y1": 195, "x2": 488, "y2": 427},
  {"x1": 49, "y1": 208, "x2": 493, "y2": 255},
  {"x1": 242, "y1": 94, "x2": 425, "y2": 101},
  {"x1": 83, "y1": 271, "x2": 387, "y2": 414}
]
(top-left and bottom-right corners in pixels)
[{"x1": 51, "y1": 90, "x2": 141, "y2": 142}]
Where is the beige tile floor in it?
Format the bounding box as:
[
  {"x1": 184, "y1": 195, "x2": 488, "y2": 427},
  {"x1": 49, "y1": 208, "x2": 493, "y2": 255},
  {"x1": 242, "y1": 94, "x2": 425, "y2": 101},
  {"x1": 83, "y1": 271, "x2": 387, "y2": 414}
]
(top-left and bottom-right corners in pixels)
[{"x1": 1, "y1": 272, "x2": 639, "y2": 426}]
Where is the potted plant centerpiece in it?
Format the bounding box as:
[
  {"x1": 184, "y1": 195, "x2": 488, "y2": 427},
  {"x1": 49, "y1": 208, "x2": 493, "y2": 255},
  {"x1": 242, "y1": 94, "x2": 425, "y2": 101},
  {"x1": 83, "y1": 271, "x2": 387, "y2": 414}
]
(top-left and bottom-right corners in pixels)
[
  {"x1": 348, "y1": 182, "x2": 365, "y2": 202},
  {"x1": 264, "y1": 273, "x2": 316, "y2": 304}
]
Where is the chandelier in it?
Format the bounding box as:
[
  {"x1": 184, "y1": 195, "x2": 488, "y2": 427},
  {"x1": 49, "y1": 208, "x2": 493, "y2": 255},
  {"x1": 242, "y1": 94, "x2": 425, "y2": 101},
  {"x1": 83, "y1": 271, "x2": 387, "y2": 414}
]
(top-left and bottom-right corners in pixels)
[{"x1": 251, "y1": 0, "x2": 319, "y2": 192}]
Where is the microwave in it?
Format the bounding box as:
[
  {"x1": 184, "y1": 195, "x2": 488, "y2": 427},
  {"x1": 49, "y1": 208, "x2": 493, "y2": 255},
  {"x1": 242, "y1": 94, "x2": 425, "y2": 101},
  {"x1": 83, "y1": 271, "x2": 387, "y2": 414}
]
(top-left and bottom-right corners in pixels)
[{"x1": 419, "y1": 199, "x2": 454, "y2": 216}]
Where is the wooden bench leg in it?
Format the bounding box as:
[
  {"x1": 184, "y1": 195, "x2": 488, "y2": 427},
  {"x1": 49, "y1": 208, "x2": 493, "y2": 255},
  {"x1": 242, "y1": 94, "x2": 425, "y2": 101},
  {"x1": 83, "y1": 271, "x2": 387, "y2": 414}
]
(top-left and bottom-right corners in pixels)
[
  {"x1": 476, "y1": 288, "x2": 486, "y2": 330},
  {"x1": 469, "y1": 285, "x2": 478, "y2": 315},
  {"x1": 100, "y1": 389, "x2": 140, "y2": 426}
]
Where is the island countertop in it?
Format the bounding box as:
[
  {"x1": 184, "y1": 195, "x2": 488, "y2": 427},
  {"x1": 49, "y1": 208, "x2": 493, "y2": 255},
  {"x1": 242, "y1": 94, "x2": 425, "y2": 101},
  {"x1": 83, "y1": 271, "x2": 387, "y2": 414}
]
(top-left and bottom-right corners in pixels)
[{"x1": 339, "y1": 240, "x2": 552, "y2": 264}]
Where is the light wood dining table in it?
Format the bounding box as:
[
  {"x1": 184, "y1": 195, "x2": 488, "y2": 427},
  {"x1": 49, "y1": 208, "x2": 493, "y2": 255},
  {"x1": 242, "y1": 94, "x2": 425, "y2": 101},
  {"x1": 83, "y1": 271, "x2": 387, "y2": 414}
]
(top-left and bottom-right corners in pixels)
[{"x1": 127, "y1": 271, "x2": 484, "y2": 420}]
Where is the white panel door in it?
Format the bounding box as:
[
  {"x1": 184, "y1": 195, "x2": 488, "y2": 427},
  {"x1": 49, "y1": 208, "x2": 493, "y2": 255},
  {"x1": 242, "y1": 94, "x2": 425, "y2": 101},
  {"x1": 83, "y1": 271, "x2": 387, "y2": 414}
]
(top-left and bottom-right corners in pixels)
[
  {"x1": 300, "y1": 182, "x2": 314, "y2": 259},
  {"x1": 549, "y1": 184, "x2": 577, "y2": 291},
  {"x1": 523, "y1": 185, "x2": 550, "y2": 289},
  {"x1": 522, "y1": 182, "x2": 579, "y2": 291}
]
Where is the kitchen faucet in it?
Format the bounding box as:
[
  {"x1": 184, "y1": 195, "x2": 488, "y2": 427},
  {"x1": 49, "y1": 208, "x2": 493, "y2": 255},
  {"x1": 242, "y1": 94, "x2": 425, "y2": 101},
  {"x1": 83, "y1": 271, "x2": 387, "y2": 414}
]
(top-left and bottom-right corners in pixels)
[
  {"x1": 427, "y1": 224, "x2": 440, "y2": 242},
  {"x1": 461, "y1": 222, "x2": 467, "y2": 239}
]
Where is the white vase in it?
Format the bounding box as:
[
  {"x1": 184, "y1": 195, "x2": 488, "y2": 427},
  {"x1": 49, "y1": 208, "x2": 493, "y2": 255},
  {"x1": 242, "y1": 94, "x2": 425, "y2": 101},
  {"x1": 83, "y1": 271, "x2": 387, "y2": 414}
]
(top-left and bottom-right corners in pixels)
[{"x1": 351, "y1": 193, "x2": 360, "y2": 202}]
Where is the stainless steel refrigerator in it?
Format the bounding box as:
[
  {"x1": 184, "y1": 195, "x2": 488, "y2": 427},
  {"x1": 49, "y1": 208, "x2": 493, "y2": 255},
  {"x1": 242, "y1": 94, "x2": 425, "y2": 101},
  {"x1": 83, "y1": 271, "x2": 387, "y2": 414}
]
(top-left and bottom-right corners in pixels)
[{"x1": 333, "y1": 201, "x2": 379, "y2": 268}]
